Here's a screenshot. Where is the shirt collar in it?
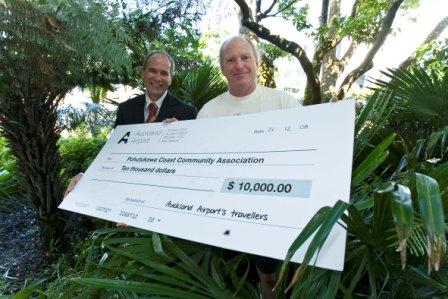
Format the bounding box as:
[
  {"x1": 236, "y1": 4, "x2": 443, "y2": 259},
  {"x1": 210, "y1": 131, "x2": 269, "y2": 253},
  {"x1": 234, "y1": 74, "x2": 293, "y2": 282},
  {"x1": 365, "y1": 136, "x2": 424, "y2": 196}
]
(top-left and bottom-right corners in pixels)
[{"x1": 145, "y1": 90, "x2": 167, "y2": 110}]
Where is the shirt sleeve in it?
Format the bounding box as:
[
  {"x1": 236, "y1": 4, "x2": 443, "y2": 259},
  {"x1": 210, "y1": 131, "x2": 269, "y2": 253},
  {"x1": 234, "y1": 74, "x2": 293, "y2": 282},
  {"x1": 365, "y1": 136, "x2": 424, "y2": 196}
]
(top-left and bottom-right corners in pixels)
[
  {"x1": 197, "y1": 100, "x2": 214, "y2": 119},
  {"x1": 283, "y1": 93, "x2": 301, "y2": 108},
  {"x1": 197, "y1": 107, "x2": 207, "y2": 119}
]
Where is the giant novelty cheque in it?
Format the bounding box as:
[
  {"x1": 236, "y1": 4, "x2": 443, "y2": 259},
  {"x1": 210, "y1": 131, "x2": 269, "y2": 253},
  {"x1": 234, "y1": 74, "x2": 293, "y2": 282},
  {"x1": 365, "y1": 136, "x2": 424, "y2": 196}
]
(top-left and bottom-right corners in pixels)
[{"x1": 59, "y1": 100, "x2": 355, "y2": 271}]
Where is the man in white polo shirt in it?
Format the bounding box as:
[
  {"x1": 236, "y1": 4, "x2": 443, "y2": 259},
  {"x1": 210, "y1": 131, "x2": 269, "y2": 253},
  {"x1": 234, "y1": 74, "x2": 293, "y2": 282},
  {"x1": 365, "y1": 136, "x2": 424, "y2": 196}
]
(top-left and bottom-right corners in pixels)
[{"x1": 198, "y1": 36, "x2": 301, "y2": 299}]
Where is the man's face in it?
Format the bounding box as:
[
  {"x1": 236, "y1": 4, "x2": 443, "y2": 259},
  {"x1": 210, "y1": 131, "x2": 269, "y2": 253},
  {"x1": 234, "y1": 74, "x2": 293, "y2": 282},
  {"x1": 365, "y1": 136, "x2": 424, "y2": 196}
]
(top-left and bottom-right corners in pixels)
[
  {"x1": 141, "y1": 54, "x2": 172, "y2": 101},
  {"x1": 220, "y1": 38, "x2": 258, "y2": 95}
]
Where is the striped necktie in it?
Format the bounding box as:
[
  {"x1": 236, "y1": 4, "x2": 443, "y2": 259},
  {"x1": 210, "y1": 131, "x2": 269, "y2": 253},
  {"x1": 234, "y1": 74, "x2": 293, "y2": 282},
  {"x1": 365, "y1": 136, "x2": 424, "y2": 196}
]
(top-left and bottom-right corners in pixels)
[{"x1": 146, "y1": 102, "x2": 158, "y2": 123}]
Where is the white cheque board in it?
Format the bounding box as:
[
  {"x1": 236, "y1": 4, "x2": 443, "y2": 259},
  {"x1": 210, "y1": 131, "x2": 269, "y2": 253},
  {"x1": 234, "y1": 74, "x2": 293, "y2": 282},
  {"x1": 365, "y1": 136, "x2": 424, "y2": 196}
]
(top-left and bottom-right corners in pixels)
[{"x1": 59, "y1": 100, "x2": 355, "y2": 271}]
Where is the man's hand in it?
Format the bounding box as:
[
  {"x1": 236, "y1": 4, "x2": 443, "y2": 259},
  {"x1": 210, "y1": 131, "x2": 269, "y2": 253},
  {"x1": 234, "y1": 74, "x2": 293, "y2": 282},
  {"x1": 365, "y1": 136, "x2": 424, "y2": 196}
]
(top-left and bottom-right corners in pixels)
[
  {"x1": 65, "y1": 173, "x2": 128, "y2": 227},
  {"x1": 163, "y1": 117, "x2": 178, "y2": 124},
  {"x1": 64, "y1": 172, "x2": 83, "y2": 197}
]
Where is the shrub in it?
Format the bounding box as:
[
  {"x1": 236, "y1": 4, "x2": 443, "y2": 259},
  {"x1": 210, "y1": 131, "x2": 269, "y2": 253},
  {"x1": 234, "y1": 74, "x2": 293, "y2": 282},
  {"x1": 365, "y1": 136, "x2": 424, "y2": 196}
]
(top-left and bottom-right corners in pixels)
[
  {"x1": 58, "y1": 136, "x2": 106, "y2": 180},
  {"x1": 170, "y1": 62, "x2": 227, "y2": 110},
  {"x1": 0, "y1": 137, "x2": 14, "y2": 164},
  {"x1": 58, "y1": 103, "x2": 116, "y2": 138},
  {"x1": 0, "y1": 137, "x2": 21, "y2": 213}
]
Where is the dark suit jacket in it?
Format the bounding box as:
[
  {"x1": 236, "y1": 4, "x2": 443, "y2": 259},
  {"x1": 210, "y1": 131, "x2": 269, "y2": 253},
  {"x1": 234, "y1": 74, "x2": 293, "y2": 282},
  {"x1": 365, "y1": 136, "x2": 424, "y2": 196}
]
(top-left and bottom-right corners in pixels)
[{"x1": 114, "y1": 92, "x2": 197, "y2": 127}]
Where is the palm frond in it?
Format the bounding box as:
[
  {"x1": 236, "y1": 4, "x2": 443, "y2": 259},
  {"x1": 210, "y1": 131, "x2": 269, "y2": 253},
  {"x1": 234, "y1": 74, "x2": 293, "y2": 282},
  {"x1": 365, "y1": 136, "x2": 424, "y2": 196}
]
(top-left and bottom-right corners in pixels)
[
  {"x1": 64, "y1": 228, "x2": 256, "y2": 298},
  {"x1": 414, "y1": 173, "x2": 446, "y2": 273},
  {"x1": 351, "y1": 133, "x2": 395, "y2": 189},
  {"x1": 278, "y1": 200, "x2": 349, "y2": 291},
  {"x1": 354, "y1": 90, "x2": 393, "y2": 160},
  {"x1": 373, "y1": 67, "x2": 448, "y2": 126},
  {"x1": 171, "y1": 62, "x2": 227, "y2": 110}
]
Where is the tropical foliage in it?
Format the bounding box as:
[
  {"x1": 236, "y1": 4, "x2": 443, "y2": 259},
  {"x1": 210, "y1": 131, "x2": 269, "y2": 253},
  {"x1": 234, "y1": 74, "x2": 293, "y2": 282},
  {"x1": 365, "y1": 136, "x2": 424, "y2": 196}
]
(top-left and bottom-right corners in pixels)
[
  {"x1": 374, "y1": 66, "x2": 448, "y2": 152},
  {"x1": 171, "y1": 62, "x2": 227, "y2": 110},
  {"x1": 41, "y1": 229, "x2": 260, "y2": 298},
  {"x1": 0, "y1": 0, "x2": 130, "y2": 252},
  {"x1": 58, "y1": 136, "x2": 107, "y2": 180},
  {"x1": 0, "y1": 137, "x2": 21, "y2": 213},
  {"x1": 117, "y1": 0, "x2": 207, "y2": 89},
  {"x1": 58, "y1": 103, "x2": 116, "y2": 138},
  {"x1": 274, "y1": 66, "x2": 448, "y2": 297}
]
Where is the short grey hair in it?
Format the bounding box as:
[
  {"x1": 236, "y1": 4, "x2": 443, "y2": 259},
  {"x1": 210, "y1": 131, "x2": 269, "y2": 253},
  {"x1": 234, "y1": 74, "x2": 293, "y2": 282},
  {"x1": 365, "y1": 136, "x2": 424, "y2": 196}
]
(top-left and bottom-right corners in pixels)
[
  {"x1": 142, "y1": 50, "x2": 175, "y2": 75},
  {"x1": 219, "y1": 36, "x2": 259, "y2": 64}
]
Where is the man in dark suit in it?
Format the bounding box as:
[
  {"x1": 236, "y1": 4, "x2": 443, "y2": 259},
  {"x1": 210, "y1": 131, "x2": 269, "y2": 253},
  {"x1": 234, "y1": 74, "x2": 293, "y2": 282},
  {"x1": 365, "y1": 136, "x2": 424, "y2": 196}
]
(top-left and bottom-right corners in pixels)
[
  {"x1": 65, "y1": 50, "x2": 196, "y2": 196},
  {"x1": 114, "y1": 50, "x2": 197, "y2": 127}
]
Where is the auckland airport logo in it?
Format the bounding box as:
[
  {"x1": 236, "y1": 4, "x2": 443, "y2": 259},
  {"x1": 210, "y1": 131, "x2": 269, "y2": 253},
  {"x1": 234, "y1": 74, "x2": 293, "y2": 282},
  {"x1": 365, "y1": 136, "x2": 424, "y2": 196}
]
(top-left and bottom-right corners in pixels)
[
  {"x1": 117, "y1": 132, "x2": 131, "y2": 144},
  {"x1": 117, "y1": 130, "x2": 159, "y2": 144}
]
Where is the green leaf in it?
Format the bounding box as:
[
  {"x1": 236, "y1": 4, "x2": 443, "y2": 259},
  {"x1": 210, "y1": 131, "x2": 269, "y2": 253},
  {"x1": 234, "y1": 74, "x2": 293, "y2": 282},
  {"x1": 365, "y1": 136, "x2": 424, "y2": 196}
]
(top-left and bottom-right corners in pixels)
[
  {"x1": 152, "y1": 232, "x2": 170, "y2": 259},
  {"x1": 277, "y1": 207, "x2": 329, "y2": 285},
  {"x1": 354, "y1": 90, "x2": 392, "y2": 159},
  {"x1": 104, "y1": 244, "x2": 194, "y2": 285},
  {"x1": 429, "y1": 162, "x2": 448, "y2": 191},
  {"x1": 278, "y1": 200, "x2": 349, "y2": 291},
  {"x1": 378, "y1": 183, "x2": 414, "y2": 269},
  {"x1": 352, "y1": 133, "x2": 395, "y2": 188},
  {"x1": 415, "y1": 173, "x2": 446, "y2": 273},
  {"x1": 161, "y1": 236, "x2": 234, "y2": 299},
  {"x1": 393, "y1": 265, "x2": 447, "y2": 290},
  {"x1": 366, "y1": 253, "x2": 378, "y2": 298},
  {"x1": 343, "y1": 205, "x2": 374, "y2": 246},
  {"x1": 407, "y1": 225, "x2": 428, "y2": 257},
  {"x1": 71, "y1": 278, "x2": 208, "y2": 299},
  {"x1": 425, "y1": 127, "x2": 447, "y2": 159},
  {"x1": 345, "y1": 252, "x2": 368, "y2": 296},
  {"x1": 392, "y1": 281, "x2": 417, "y2": 298},
  {"x1": 374, "y1": 67, "x2": 448, "y2": 128},
  {"x1": 11, "y1": 279, "x2": 44, "y2": 299},
  {"x1": 372, "y1": 185, "x2": 393, "y2": 246}
]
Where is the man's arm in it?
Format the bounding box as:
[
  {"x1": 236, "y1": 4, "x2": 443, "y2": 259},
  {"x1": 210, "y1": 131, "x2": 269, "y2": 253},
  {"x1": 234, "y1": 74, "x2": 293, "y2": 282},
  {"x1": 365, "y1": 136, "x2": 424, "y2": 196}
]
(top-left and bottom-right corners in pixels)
[
  {"x1": 175, "y1": 103, "x2": 198, "y2": 121},
  {"x1": 64, "y1": 173, "x2": 83, "y2": 197},
  {"x1": 114, "y1": 104, "x2": 124, "y2": 128},
  {"x1": 187, "y1": 105, "x2": 198, "y2": 120}
]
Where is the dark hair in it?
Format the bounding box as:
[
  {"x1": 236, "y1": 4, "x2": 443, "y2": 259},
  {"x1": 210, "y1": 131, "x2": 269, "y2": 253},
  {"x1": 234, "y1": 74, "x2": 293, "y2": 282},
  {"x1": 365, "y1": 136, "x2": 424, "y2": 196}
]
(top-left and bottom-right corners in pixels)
[
  {"x1": 142, "y1": 50, "x2": 175, "y2": 75},
  {"x1": 219, "y1": 36, "x2": 259, "y2": 64}
]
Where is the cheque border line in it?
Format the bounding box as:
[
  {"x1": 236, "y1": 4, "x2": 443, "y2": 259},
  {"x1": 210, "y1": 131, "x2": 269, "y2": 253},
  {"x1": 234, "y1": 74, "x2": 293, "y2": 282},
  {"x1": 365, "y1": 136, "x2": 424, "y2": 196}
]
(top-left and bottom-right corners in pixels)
[
  {"x1": 99, "y1": 162, "x2": 315, "y2": 167},
  {"x1": 96, "y1": 169, "x2": 221, "y2": 179},
  {"x1": 91, "y1": 178, "x2": 213, "y2": 192},
  {"x1": 110, "y1": 148, "x2": 317, "y2": 155}
]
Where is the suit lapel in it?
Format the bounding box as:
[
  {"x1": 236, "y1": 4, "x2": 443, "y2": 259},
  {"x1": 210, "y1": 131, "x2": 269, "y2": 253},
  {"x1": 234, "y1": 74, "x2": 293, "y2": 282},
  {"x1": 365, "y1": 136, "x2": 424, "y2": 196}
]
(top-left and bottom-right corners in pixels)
[
  {"x1": 156, "y1": 92, "x2": 177, "y2": 122},
  {"x1": 134, "y1": 94, "x2": 146, "y2": 123}
]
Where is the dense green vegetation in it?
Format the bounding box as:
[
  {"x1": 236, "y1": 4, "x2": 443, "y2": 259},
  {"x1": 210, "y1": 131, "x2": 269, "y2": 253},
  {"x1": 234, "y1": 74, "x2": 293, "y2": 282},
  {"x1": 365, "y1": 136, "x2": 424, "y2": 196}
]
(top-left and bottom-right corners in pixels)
[
  {"x1": 0, "y1": 0, "x2": 131, "y2": 252},
  {"x1": 0, "y1": 137, "x2": 21, "y2": 213}
]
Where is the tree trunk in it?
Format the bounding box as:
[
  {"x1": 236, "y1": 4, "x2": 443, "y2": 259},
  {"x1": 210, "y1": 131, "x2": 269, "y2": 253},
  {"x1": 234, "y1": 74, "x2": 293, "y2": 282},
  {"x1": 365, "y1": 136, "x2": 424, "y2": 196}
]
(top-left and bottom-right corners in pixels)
[
  {"x1": 234, "y1": 0, "x2": 322, "y2": 105},
  {"x1": 336, "y1": 0, "x2": 404, "y2": 100},
  {"x1": 0, "y1": 92, "x2": 67, "y2": 253},
  {"x1": 321, "y1": 41, "x2": 357, "y2": 100},
  {"x1": 259, "y1": 57, "x2": 276, "y2": 88},
  {"x1": 319, "y1": 0, "x2": 341, "y2": 100},
  {"x1": 320, "y1": 0, "x2": 330, "y2": 26}
]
